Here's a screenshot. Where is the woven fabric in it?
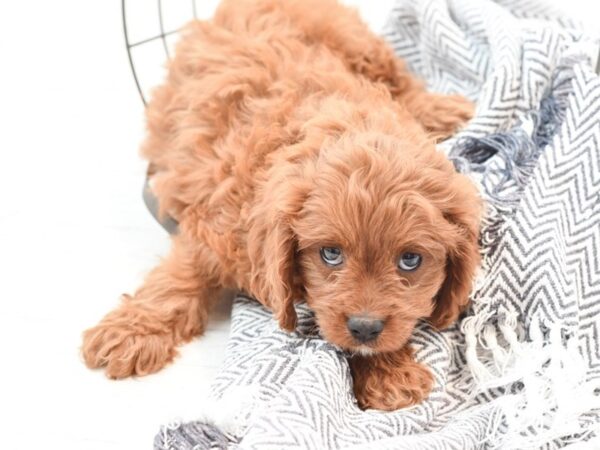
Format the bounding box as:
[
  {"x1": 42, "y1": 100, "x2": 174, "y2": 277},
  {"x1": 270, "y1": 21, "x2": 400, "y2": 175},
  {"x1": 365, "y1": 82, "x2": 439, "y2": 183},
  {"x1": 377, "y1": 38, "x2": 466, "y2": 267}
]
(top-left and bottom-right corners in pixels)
[{"x1": 156, "y1": 1, "x2": 600, "y2": 448}]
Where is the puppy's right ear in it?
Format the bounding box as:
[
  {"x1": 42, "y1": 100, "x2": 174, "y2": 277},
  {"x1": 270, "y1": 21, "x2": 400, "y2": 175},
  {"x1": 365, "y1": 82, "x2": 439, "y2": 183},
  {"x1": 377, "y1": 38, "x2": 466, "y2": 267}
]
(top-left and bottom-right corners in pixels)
[{"x1": 247, "y1": 163, "x2": 311, "y2": 332}]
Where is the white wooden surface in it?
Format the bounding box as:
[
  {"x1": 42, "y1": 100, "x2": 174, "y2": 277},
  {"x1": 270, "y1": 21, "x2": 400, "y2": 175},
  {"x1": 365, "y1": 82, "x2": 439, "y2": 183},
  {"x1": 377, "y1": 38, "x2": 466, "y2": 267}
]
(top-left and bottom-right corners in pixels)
[{"x1": 0, "y1": 1, "x2": 594, "y2": 449}]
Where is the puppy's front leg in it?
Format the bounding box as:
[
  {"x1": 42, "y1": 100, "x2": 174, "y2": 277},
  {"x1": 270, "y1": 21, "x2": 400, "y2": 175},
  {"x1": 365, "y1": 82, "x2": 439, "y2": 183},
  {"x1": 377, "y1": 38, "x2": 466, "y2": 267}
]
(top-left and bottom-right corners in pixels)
[
  {"x1": 350, "y1": 345, "x2": 433, "y2": 411},
  {"x1": 82, "y1": 235, "x2": 221, "y2": 378}
]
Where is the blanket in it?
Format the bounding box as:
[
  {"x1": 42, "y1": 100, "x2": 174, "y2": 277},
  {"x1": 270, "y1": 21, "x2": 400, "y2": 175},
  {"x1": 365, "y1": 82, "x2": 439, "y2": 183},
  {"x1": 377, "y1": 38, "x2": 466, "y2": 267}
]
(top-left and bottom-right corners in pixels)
[{"x1": 155, "y1": 0, "x2": 600, "y2": 448}]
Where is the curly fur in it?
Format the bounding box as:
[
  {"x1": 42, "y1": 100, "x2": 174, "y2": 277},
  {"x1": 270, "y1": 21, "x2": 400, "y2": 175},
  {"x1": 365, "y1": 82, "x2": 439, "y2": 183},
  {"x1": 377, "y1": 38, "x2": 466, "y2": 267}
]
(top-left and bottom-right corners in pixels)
[{"x1": 82, "y1": 0, "x2": 481, "y2": 411}]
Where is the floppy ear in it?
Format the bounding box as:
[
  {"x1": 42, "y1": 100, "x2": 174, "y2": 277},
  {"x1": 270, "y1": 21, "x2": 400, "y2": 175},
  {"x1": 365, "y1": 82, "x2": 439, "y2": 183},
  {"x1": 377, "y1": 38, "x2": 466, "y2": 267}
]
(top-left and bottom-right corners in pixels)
[
  {"x1": 264, "y1": 214, "x2": 301, "y2": 331},
  {"x1": 247, "y1": 164, "x2": 311, "y2": 332},
  {"x1": 430, "y1": 178, "x2": 481, "y2": 329}
]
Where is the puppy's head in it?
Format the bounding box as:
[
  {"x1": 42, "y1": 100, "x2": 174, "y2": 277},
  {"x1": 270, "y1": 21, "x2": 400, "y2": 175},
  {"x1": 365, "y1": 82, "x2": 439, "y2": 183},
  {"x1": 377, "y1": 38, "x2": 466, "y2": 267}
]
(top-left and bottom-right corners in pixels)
[{"x1": 252, "y1": 132, "x2": 481, "y2": 354}]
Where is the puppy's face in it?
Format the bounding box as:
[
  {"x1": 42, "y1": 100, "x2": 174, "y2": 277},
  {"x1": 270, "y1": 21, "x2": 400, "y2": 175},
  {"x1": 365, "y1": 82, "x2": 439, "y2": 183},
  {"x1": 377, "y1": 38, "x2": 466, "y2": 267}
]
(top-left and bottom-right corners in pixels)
[
  {"x1": 286, "y1": 136, "x2": 481, "y2": 354},
  {"x1": 295, "y1": 198, "x2": 448, "y2": 354}
]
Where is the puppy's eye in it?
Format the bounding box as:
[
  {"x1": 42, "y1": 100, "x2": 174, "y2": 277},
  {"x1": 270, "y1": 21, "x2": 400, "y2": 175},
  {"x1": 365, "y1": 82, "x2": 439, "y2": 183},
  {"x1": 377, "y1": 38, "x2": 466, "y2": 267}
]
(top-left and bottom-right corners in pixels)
[
  {"x1": 398, "y1": 252, "x2": 422, "y2": 272},
  {"x1": 320, "y1": 247, "x2": 343, "y2": 266}
]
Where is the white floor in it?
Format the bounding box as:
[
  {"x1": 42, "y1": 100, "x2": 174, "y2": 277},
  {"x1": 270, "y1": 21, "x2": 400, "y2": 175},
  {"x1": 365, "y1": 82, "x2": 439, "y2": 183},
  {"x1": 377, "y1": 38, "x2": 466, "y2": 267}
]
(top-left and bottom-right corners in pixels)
[
  {"x1": 0, "y1": 1, "x2": 393, "y2": 449},
  {"x1": 0, "y1": 1, "x2": 594, "y2": 449}
]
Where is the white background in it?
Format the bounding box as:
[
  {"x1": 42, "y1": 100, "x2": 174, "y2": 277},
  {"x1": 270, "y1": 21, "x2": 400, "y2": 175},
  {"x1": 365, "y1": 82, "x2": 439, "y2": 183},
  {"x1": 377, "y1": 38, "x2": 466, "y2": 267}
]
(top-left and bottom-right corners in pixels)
[{"x1": 0, "y1": 1, "x2": 596, "y2": 449}]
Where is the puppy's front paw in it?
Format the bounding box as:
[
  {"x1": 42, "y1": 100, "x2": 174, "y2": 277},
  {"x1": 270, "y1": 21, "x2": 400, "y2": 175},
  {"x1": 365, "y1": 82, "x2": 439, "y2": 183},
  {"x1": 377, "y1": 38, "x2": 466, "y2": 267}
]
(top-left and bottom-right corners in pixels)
[
  {"x1": 82, "y1": 320, "x2": 176, "y2": 379},
  {"x1": 351, "y1": 352, "x2": 434, "y2": 411}
]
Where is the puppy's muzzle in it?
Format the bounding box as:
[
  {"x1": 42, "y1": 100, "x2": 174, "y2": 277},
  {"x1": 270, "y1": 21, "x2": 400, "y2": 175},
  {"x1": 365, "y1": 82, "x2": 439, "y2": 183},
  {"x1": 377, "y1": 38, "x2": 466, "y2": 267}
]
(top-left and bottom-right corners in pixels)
[{"x1": 347, "y1": 316, "x2": 384, "y2": 343}]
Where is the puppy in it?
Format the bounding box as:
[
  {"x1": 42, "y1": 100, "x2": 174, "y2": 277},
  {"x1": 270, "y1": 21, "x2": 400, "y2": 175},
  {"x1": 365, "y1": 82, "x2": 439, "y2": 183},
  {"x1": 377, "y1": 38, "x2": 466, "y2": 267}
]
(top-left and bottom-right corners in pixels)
[{"x1": 82, "y1": 0, "x2": 481, "y2": 410}]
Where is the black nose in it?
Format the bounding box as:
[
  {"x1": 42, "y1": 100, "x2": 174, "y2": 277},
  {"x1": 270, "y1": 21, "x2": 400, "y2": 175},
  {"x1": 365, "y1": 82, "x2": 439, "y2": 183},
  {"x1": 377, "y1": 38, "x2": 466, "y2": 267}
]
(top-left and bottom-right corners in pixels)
[{"x1": 347, "y1": 316, "x2": 384, "y2": 343}]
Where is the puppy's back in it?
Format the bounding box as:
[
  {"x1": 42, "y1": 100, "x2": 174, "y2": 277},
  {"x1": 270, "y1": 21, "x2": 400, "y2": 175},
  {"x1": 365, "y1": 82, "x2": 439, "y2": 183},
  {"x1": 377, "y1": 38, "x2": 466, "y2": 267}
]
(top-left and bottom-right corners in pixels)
[{"x1": 140, "y1": 4, "x2": 370, "y2": 222}]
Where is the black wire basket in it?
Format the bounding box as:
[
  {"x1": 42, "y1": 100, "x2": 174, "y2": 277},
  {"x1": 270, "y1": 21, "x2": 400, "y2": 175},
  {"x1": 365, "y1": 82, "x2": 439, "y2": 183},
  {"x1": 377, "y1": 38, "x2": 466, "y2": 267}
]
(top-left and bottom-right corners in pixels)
[
  {"x1": 122, "y1": 0, "x2": 220, "y2": 106},
  {"x1": 123, "y1": 0, "x2": 219, "y2": 231}
]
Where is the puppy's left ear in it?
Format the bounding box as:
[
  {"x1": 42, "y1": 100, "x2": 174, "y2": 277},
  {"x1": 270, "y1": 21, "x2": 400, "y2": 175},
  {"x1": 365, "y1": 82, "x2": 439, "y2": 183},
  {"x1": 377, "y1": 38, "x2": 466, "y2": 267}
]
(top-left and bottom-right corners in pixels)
[
  {"x1": 430, "y1": 177, "x2": 481, "y2": 329},
  {"x1": 247, "y1": 163, "x2": 311, "y2": 332}
]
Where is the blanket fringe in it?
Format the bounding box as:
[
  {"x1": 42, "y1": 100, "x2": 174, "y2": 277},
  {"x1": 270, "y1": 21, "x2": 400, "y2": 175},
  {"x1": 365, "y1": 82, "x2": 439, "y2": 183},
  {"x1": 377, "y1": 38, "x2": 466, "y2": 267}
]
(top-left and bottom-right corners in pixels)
[{"x1": 463, "y1": 316, "x2": 600, "y2": 449}]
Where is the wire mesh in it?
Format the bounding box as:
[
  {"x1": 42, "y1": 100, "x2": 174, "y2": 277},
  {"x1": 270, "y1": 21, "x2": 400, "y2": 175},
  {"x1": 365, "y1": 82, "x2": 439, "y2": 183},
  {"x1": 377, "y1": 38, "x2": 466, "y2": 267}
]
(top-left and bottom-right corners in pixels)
[{"x1": 122, "y1": 0, "x2": 220, "y2": 105}]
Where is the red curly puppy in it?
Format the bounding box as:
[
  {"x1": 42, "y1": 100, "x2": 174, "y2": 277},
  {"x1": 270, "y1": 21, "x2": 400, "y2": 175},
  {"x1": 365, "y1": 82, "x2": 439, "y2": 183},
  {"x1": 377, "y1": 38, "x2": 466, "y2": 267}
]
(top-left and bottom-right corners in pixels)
[{"x1": 82, "y1": 0, "x2": 481, "y2": 410}]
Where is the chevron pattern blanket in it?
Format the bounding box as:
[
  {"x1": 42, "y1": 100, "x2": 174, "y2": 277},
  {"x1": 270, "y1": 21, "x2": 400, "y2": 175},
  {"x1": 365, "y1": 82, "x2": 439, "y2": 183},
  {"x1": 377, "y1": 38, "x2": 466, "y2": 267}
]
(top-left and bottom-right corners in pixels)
[{"x1": 155, "y1": 0, "x2": 600, "y2": 448}]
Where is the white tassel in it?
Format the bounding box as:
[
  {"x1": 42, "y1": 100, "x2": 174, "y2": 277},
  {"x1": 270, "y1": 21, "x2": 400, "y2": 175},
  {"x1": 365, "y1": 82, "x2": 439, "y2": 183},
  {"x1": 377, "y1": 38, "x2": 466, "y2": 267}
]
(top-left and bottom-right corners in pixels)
[
  {"x1": 463, "y1": 313, "x2": 495, "y2": 383},
  {"x1": 466, "y1": 309, "x2": 600, "y2": 449}
]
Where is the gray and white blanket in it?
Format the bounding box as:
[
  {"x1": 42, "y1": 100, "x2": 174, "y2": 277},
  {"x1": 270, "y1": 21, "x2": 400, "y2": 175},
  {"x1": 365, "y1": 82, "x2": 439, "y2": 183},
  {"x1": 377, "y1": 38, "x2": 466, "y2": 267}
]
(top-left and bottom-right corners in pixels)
[{"x1": 155, "y1": 0, "x2": 600, "y2": 448}]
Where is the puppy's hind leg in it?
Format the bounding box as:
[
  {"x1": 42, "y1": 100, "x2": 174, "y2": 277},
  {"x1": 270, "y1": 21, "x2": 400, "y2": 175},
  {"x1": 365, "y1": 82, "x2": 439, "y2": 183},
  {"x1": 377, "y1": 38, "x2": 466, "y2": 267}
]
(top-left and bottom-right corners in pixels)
[
  {"x1": 270, "y1": 0, "x2": 473, "y2": 140},
  {"x1": 82, "y1": 235, "x2": 222, "y2": 378}
]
